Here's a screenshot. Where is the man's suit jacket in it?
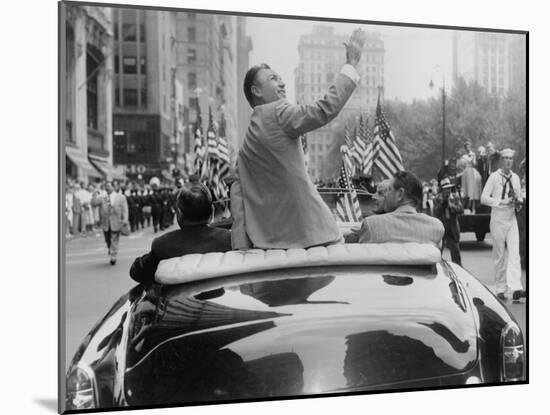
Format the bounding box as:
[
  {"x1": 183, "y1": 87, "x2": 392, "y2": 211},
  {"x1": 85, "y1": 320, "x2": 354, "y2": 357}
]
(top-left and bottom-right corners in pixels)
[
  {"x1": 130, "y1": 225, "x2": 232, "y2": 284},
  {"x1": 347, "y1": 205, "x2": 445, "y2": 246},
  {"x1": 99, "y1": 192, "x2": 129, "y2": 232},
  {"x1": 231, "y1": 65, "x2": 358, "y2": 250}
]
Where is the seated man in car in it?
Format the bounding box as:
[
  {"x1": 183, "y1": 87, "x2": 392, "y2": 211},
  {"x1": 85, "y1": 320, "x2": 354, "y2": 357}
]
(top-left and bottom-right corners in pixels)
[
  {"x1": 346, "y1": 171, "x2": 444, "y2": 246},
  {"x1": 130, "y1": 184, "x2": 232, "y2": 284}
]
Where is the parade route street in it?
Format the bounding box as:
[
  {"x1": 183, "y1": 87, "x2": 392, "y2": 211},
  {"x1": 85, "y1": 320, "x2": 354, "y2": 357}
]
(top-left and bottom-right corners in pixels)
[{"x1": 63, "y1": 227, "x2": 527, "y2": 368}]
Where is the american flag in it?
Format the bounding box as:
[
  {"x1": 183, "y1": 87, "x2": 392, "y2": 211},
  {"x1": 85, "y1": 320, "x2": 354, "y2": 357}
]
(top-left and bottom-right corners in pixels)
[
  {"x1": 206, "y1": 106, "x2": 221, "y2": 198},
  {"x1": 343, "y1": 126, "x2": 355, "y2": 176},
  {"x1": 335, "y1": 147, "x2": 362, "y2": 223},
  {"x1": 351, "y1": 123, "x2": 366, "y2": 172},
  {"x1": 216, "y1": 113, "x2": 230, "y2": 183},
  {"x1": 360, "y1": 116, "x2": 374, "y2": 176},
  {"x1": 193, "y1": 100, "x2": 205, "y2": 175},
  {"x1": 206, "y1": 106, "x2": 219, "y2": 160},
  {"x1": 372, "y1": 95, "x2": 404, "y2": 180}
]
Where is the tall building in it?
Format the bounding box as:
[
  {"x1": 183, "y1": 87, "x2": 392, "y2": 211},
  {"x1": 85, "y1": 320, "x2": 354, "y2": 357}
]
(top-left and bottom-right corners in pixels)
[
  {"x1": 294, "y1": 25, "x2": 385, "y2": 181},
  {"x1": 111, "y1": 8, "x2": 177, "y2": 181},
  {"x1": 236, "y1": 16, "x2": 253, "y2": 150},
  {"x1": 174, "y1": 12, "x2": 240, "y2": 172},
  {"x1": 452, "y1": 31, "x2": 526, "y2": 97},
  {"x1": 63, "y1": 5, "x2": 121, "y2": 182}
]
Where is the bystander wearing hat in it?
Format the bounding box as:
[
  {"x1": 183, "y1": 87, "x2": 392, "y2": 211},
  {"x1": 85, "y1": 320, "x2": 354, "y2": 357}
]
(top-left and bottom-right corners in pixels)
[
  {"x1": 434, "y1": 177, "x2": 464, "y2": 265},
  {"x1": 481, "y1": 148, "x2": 525, "y2": 301}
]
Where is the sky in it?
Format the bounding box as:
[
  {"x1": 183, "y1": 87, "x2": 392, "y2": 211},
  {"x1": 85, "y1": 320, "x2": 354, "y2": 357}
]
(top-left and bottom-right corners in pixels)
[{"x1": 246, "y1": 16, "x2": 455, "y2": 103}]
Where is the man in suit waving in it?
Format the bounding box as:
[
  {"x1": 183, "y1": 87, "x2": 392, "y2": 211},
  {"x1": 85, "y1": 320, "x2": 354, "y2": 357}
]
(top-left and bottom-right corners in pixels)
[
  {"x1": 98, "y1": 180, "x2": 129, "y2": 265},
  {"x1": 231, "y1": 28, "x2": 366, "y2": 250}
]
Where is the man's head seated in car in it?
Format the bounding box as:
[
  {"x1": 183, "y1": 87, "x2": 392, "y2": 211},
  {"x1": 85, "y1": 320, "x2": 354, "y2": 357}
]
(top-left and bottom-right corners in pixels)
[
  {"x1": 176, "y1": 183, "x2": 214, "y2": 228},
  {"x1": 129, "y1": 184, "x2": 232, "y2": 284},
  {"x1": 345, "y1": 171, "x2": 444, "y2": 246}
]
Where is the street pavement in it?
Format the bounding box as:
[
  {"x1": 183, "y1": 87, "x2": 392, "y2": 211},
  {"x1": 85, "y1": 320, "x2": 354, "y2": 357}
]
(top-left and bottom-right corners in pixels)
[{"x1": 63, "y1": 226, "x2": 527, "y2": 368}]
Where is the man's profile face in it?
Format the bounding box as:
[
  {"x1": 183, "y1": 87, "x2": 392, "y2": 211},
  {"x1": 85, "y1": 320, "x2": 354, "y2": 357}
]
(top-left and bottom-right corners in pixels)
[
  {"x1": 105, "y1": 182, "x2": 113, "y2": 194},
  {"x1": 384, "y1": 179, "x2": 401, "y2": 212},
  {"x1": 253, "y1": 68, "x2": 286, "y2": 105},
  {"x1": 373, "y1": 181, "x2": 389, "y2": 213}
]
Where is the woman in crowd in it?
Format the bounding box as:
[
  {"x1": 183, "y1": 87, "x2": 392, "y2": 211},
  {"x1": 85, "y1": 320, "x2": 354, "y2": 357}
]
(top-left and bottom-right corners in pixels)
[{"x1": 457, "y1": 140, "x2": 482, "y2": 214}]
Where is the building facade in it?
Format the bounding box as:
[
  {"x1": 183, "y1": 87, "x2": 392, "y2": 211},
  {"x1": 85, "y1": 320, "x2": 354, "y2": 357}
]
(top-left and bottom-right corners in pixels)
[
  {"x1": 452, "y1": 31, "x2": 526, "y2": 97},
  {"x1": 174, "y1": 12, "x2": 240, "y2": 172},
  {"x1": 64, "y1": 5, "x2": 119, "y2": 183},
  {"x1": 294, "y1": 25, "x2": 385, "y2": 181},
  {"x1": 111, "y1": 8, "x2": 177, "y2": 181},
  {"x1": 236, "y1": 16, "x2": 253, "y2": 152}
]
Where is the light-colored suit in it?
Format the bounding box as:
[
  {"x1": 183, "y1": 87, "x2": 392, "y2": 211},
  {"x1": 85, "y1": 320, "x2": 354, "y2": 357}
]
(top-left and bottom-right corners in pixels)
[
  {"x1": 231, "y1": 65, "x2": 359, "y2": 249},
  {"x1": 348, "y1": 205, "x2": 444, "y2": 247},
  {"x1": 98, "y1": 191, "x2": 129, "y2": 259},
  {"x1": 99, "y1": 192, "x2": 128, "y2": 232}
]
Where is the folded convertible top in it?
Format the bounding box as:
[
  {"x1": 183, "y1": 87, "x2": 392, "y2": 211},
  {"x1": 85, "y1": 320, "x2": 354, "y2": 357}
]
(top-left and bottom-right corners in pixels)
[{"x1": 155, "y1": 243, "x2": 441, "y2": 285}]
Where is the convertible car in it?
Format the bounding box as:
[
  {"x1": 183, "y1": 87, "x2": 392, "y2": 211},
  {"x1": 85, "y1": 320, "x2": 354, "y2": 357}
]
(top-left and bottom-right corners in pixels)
[{"x1": 64, "y1": 243, "x2": 525, "y2": 412}]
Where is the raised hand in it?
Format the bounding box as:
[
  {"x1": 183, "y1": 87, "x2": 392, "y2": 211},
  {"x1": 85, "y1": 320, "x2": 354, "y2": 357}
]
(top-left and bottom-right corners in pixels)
[{"x1": 344, "y1": 28, "x2": 367, "y2": 67}]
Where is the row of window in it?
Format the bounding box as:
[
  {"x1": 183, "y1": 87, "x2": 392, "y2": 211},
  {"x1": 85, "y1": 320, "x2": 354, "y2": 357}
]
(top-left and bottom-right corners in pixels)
[
  {"x1": 300, "y1": 54, "x2": 383, "y2": 65},
  {"x1": 114, "y1": 23, "x2": 146, "y2": 42},
  {"x1": 309, "y1": 142, "x2": 330, "y2": 152},
  {"x1": 114, "y1": 56, "x2": 146, "y2": 75},
  {"x1": 301, "y1": 39, "x2": 382, "y2": 48},
  {"x1": 114, "y1": 88, "x2": 147, "y2": 107},
  {"x1": 113, "y1": 23, "x2": 197, "y2": 43}
]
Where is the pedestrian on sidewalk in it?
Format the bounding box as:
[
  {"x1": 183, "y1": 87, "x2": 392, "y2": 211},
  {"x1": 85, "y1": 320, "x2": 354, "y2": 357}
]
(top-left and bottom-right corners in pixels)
[
  {"x1": 481, "y1": 148, "x2": 525, "y2": 301},
  {"x1": 149, "y1": 178, "x2": 163, "y2": 233},
  {"x1": 65, "y1": 184, "x2": 74, "y2": 236},
  {"x1": 99, "y1": 181, "x2": 129, "y2": 265},
  {"x1": 434, "y1": 177, "x2": 464, "y2": 266},
  {"x1": 71, "y1": 181, "x2": 85, "y2": 234},
  {"x1": 140, "y1": 186, "x2": 151, "y2": 228}
]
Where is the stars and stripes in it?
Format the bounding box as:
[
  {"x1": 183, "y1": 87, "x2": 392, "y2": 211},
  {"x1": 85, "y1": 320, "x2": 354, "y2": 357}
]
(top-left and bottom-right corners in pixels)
[
  {"x1": 351, "y1": 124, "x2": 366, "y2": 170},
  {"x1": 205, "y1": 106, "x2": 222, "y2": 198},
  {"x1": 372, "y1": 95, "x2": 404, "y2": 180},
  {"x1": 193, "y1": 101, "x2": 205, "y2": 175},
  {"x1": 335, "y1": 147, "x2": 362, "y2": 223},
  {"x1": 216, "y1": 113, "x2": 231, "y2": 186},
  {"x1": 360, "y1": 116, "x2": 374, "y2": 176}
]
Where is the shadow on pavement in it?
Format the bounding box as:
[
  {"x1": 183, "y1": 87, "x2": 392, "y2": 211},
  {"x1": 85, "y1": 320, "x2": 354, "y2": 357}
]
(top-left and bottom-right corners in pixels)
[{"x1": 34, "y1": 398, "x2": 57, "y2": 412}]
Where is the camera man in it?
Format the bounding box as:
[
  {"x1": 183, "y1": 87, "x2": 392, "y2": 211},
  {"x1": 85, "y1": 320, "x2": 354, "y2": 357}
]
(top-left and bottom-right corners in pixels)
[{"x1": 434, "y1": 177, "x2": 464, "y2": 266}]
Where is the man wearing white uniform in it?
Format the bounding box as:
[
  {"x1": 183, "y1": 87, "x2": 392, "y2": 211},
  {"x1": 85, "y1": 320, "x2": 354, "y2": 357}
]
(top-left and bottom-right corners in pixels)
[{"x1": 481, "y1": 148, "x2": 525, "y2": 301}]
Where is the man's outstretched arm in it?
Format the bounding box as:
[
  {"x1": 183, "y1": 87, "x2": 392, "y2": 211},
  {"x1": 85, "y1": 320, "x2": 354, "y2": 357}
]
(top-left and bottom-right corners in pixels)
[{"x1": 275, "y1": 28, "x2": 366, "y2": 138}]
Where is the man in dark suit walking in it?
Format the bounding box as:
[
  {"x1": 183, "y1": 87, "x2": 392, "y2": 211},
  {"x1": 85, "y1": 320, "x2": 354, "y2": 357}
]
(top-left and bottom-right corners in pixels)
[
  {"x1": 434, "y1": 177, "x2": 464, "y2": 265},
  {"x1": 130, "y1": 183, "x2": 232, "y2": 284}
]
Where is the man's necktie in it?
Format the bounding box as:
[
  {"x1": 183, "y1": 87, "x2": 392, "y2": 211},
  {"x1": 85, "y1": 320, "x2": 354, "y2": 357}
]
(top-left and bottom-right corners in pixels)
[{"x1": 501, "y1": 175, "x2": 512, "y2": 199}]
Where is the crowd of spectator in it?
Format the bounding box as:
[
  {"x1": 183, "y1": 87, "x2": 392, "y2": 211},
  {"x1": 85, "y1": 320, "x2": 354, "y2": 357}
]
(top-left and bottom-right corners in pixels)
[{"x1": 65, "y1": 177, "x2": 181, "y2": 237}]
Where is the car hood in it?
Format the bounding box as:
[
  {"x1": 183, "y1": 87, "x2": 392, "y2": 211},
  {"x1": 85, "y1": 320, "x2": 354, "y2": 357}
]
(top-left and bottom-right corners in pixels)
[{"x1": 124, "y1": 264, "x2": 478, "y2": 405}]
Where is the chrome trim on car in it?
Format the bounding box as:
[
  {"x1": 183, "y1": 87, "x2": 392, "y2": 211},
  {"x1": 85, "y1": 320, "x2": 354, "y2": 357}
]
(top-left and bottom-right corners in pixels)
[{"x1": 499, "y1": 321, "x2": 525, "y2": 382}]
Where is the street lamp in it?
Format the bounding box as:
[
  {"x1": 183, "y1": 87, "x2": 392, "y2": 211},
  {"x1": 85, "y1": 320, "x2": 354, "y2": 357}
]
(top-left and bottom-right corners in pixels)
[{"x1": 430, "y1": 65, "x2": 446, "y2": 166}]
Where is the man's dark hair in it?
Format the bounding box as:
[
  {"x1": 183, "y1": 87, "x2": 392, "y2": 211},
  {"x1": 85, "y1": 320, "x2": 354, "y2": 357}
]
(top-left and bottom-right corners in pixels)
[
  {"x1": 176, "y1": 183, "x2": 213, "y2": 225},
  {"x1": 392, "y1": 171, "x2": 423, "y2": 208},
  {"x1": 243, "y1": 63, "x2": 270, "y2": 107}
]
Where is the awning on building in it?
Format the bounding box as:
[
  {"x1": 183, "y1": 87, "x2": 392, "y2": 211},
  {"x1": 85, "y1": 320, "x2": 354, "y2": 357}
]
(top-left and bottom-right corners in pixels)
[
  {"x1": 66, "y1": 147, "x2": 101, "y2": 179},
  {"x1": 88, "y1": 155, "x2": 126, "y2": 181}
]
